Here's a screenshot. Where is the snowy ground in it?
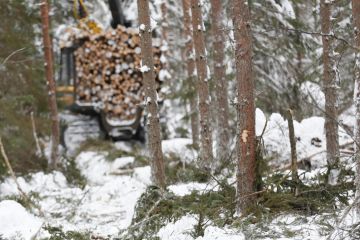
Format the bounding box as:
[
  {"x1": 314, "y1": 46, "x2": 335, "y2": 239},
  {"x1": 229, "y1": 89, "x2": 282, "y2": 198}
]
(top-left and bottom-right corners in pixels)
[{"x1": 0, "y1": 110, "x2": 357, "y2": 239}]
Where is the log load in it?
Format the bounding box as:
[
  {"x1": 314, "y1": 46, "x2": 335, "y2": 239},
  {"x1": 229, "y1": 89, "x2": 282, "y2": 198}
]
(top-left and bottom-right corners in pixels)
[{"x1": 67, "y1": 25, "x2": 167, "y2": 122}]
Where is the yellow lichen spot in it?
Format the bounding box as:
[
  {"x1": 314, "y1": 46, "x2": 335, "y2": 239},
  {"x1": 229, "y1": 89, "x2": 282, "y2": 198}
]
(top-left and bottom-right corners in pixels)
[{"x1": 241, "y1": 130, "x2": 249, "y2": 143}]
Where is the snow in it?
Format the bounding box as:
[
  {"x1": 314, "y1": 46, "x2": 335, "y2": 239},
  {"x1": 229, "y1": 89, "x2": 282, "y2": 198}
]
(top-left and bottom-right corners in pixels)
[
  {"x1": 0, "y1": 151, "x2": 152, "y2": 237},
  {"x1": 139, "y1": 23, "x2": 146, "y2": 31},
  {"x1": 140, "y1": 65, "x2": 151, "y2": 73},
  {"x1": 255, "y1": 108, "x2": 352, "y2": 168},
  {"x1": 168, "y1": 182, "x2": 218, "y2": 197},
  {"x1": 300, "y1": 81, "x2": 325, "y2": 110},
  {"x1": 162, "y1": 138, "x2": 198, "y2": 163},
  {"x1": 0, "y1": 200, "x2": 43, "y2": 240},
  {"x1": 157, "y1": 215, "x2": 245, "y2": 240}
]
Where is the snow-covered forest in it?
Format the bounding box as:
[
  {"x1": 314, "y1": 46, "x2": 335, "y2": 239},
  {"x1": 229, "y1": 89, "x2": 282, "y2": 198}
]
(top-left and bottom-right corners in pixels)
[{"x1": 0, "y1": 0, "x2": 360, "y2": 239}]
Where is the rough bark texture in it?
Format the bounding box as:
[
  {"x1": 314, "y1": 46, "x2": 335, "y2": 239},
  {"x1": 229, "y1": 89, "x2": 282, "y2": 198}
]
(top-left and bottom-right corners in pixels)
[
  {"x1": 232, "y1": 0, "x2": 256, "y2": 213},
  {"x1": 182, "y1": 0, "x2": 199, "y2": 148},
  {"x1": 210, "y1": 0, "x2": 230, "y2": 162},
  {"x1": 190, "y1": 0, "x2": 213, "y2": 168},
  {"x1": 286, "y1": 109, "x2": 299, "y2": 195},
  {"x1": 40, "y1": 0, "x2": 60, "y2": 170},
  {"x1": 320, "y1": 0, "x2": 340, "y2": 183},
  {"x1": 161, "y1": 2, "x2": 168, "y2": 43},
  {"x1": 352, "y1": 0, "x2": 360, "y2": 215},
  {"x1": 137, "y1": 0, "x2": 166, "y2": 188}
]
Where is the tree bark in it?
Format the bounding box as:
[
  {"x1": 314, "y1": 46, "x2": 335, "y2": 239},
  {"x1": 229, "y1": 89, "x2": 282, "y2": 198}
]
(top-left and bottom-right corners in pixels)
[
  {"x1": 320, "y1": 0, "x2": 340, "y2": 184},
  {"x1": 286, "y1": 109, "x2": 299, "y2": 195},
  {"x1": 352, "y1": 0, "x2": 360, "y2": 216},
  {"x1": 40, "y1": 0, "x2": 60, "y2": 170},
  {"x1": 182, "y1": 0, "x2": 199, "y2": 148},
  {"x1": 137, "y1": 0, "x2": 166, "y2": 188},
  {"x1": 190, "y1": 0, "x2": 213, "y2": 169},
  {"x1": 161, "y1": 1, "x2": 168, "y2": 43},
  {"x1": 209, "y1": 0, "x2": 230, "y2": 163},
  {"x1": 232, "y1": 0, "x2": 256, "y2": 213}
]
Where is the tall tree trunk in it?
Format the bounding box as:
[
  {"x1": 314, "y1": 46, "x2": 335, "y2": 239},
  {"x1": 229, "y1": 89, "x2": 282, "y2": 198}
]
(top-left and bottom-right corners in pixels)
[
  {"x1": 352, "y1": 0, "x2": 360, "y2": 215},
  {"x1": 190, "y1": 0, "x2": 213, "y2": 169},
  {"x1": 137, "y1": 0, "x2": 166, "y2": 188},
  {"x1": 161, "y1": 1, "x2": 168, "y2": 43},
  {"x1": 320, "y1": 0, "x2": 340, "y2": 184},
  {"x1": 232, "y1": 0, "x2": 256, "y2": 213},
  {"x1": 287, "y1": 109, "x2": 299, "y2": 195},
  {"x1": 40, "y1": 0, "x2": 60, "y2": 170},
  {"x1": 182, "y1": 0, "x2": 199, "y2": 148},
  {"x1": 209, "y1": 0, "x2": 230, "y2": 163}
]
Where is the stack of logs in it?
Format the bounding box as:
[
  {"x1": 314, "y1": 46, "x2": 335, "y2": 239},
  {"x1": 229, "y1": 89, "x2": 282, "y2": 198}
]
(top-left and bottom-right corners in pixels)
[{"x1": 72, "y1": 25, "x2": 164, "y2": 121}]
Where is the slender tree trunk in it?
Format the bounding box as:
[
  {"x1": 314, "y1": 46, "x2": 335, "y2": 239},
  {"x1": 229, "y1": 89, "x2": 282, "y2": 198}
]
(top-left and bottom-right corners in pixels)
[
  {"x1": 40, "y1": 0, "x2": 60, "y2": 170},
  {"x1": 232, "y1": 0, "x2": 256, "y2": 213},
  {"x1": 190, "y1": 0, "x2": 213, "y2": 169},
  {"x1": 210, "y1": 0, "x2": 230, "y2": 163},
  {"x1": 352, "y1": 0, "x2": 360, "y2": 216},
  {"x1": 161, "y1": 1, "x2": 168, "y2": 43},
  {"x1": 287, "y1": 109, "x2": 299, "y2": 195},
  {"x1": 182, "y1": 0, "x2": 199, "y2": 148},
  {"x1": 137, "y1": 0, "x2": 166, "y2": 188},
  {"x1": 320, "y1": 0, "x2": 340, "y2": 184}
]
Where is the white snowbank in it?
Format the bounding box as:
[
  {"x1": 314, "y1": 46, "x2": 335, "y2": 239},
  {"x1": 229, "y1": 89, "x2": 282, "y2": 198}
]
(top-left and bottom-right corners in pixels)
[
  {"x1": 162, "y1": 138, "x2": 198, "y2": 163},
  {"x1": 157, "y1": 215, "x2": 245, "y2": 240},
  {"x1": 0, "y1": 151, "x2": 152, "y2": 237},
  {"x1": 0, "y1": 171, "x2": 67, "y2": 196},
  {"x1": 0, "y1": 200, "x2": 43, "y2": 240},
  {"x1": 255, "y1": 108, "x2": 352, "y2": 168},
  {"x1": 168, "y1": 182, "x2": 219, "y2": 197}
]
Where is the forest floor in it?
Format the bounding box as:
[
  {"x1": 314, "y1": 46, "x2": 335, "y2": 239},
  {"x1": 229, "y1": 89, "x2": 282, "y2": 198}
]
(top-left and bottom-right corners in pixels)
[{"x1": 0, "y1": 109, "x2": 359, "y2": 239}]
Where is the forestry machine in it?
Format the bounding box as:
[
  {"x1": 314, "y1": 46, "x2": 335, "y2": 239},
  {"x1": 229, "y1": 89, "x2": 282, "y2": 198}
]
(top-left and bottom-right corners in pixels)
[{"x1": 57, "y1": 0, "x2": 164, "y2": 142}]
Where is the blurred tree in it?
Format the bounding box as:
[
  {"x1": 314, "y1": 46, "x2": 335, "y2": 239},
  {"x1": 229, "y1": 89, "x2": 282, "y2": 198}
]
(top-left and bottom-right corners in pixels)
[
  {"x1": 0, "y1": 0, "x2": 49, "y2": 175},
  {"x1": 190, "y1": 0, "x2": 214, "y2": 169}
]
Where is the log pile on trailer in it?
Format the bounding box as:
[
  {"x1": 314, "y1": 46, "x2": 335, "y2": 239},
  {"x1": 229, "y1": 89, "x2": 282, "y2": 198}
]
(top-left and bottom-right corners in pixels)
[{"x1": 64, "y1": 25, "x2": 166, "y2": 121}]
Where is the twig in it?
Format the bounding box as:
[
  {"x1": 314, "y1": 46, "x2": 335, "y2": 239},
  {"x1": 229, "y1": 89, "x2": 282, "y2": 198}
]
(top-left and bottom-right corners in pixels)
[
  {"x1": 0, "y1": 137, "x2": 45, "y2": 217},
  {"x1": 30, "y1": 112, "x2": 44, "y2": 158},
  {"x1": 239, "y1": 189, "x2": 267, "y2": 200},
  {"x1": 1, "y1": 48, "x2": 26, "y2": 66}
]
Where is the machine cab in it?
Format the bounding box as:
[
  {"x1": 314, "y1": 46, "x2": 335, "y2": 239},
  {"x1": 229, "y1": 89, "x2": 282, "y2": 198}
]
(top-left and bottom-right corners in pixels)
[{"x1": 57, "y1": 46, "x2": 77, "y2": 106}]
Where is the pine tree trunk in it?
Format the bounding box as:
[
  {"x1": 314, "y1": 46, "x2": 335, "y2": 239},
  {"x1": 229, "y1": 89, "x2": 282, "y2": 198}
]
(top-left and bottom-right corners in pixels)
[
  {"x1": 232, "y1": 0, "x2": 256, "y2": 213},
  {"x1": 352, "y1": 0, "x2": 360, "y2": 216},
  {"x1": 320, "y1": 0, "x2": 340, "y2": 184},
  {"x1": 286, "y1": 109, "x2": 299, "y2": 195},
  {"x1": 161, "y1": 1, "x2": 168, "y2": 43},
  {"x1": 209, "y1": 0, "x2": 230, "y2": 163},
  {"x1": 40, "y1": 0, "x2": 60, "y2": 170},
  {"x1": 190, "y1": 0, "x2": 213, "y2": 168},
  {"x1": 137, "y1": 0, "x2": 166, "y2": 188},
  {"x1": 182, "y1": 0, "x2": 199, "y2": 148}
]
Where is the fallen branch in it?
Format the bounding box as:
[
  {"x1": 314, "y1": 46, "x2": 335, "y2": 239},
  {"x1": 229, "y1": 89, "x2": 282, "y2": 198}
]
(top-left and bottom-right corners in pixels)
[{"x1": 0, "y1": 137, "x2": 45, "y2": 217}]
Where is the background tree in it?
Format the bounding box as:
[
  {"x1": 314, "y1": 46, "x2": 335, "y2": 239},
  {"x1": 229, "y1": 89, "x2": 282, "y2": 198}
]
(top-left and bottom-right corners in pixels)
[
  {"x1": 232, "y1": 0, "x2": 256, "y2": 212},
  {"x1": 137, "y1": 0, "x2": 166, "y2": 188},
  {"x1": 0, "y1": 0, "x2": 49, "y2": 176},
  {"x1": 40, "y1": 0, "x2": 60, "y2": 170},
  {"x1": 209, "y1": 0, "x2": 230, "y2": 163},
  {"x1": 181, "y1": 0, "x2": 199, "y2": 147},
  {"x1": 190, "y1": 0, "x2": 213, "y2": 168},
  {"x1": 320, "y1": 0, "x2": 340, "y2": 184},
  {"x1": 352, "y1": 0, "x2": 360, "y2": 215}
]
